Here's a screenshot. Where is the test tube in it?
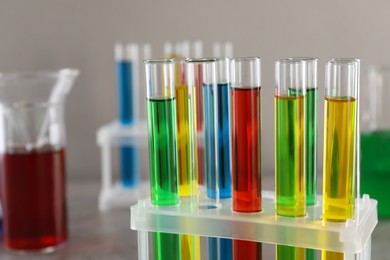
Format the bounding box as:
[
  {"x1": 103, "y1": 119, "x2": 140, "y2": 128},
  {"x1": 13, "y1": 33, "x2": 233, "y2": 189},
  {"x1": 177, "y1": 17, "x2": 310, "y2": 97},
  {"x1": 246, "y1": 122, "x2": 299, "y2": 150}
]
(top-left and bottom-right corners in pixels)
[
  {"x1": 296, "y1": 58, "x2": 319, "y2": 206},
  {"x1": 230, "y1": 57, "x2": 262, "y2": 260},
  {"x1": 275, "y1": 58, "x2": 306, "y2": 259},
  {"x1": 212, "y1": 42, "x2": 221, "y2": 58},
  {"x1": 224, "y1": 42, "x2": 233, "y2": 58},
  {"x1": 296, "y1": 58, "x2": 318, "y2": 260},
  {"x1": 181, "y1": 40, "x2": 190, "y2": 58},
  {"x1": 173, "y1": 58, "x2": 200, "y2": 260},
  {"x1": 173, "y1": 58, "x2": 194, "y2": 196},
  {"x1": 322, "y1": 58, "x2": 359, "y2": 259},
  {"x1": 190, "y1": 58, "x2": 233, "y2": 260},
  {"x1": 145, "y1": 59, "x2": 180, "y2": 260},
  {"x1": 114, "y1": 42, "x2": 140, "y2": 187},
  {"x1": 190, "y1": 41, "x2": 206, "y2": 186}
]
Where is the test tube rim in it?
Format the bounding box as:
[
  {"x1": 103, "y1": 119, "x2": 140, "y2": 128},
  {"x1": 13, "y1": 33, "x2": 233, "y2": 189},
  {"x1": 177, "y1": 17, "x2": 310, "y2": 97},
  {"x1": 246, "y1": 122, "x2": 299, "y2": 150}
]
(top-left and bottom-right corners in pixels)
[
  {"x1": 328, "y1": 58, "x2": 360, "y2": 65},
  {"x1": 288, "y1": 57, "x2": 319, "y2": 63},
  {"x1": 186, "y1": 58, "x2": 217, "y2": 64},
  {"x1": 171, "y1": 57, "x2": 189, "y2": 63},
  {"x1": 143, "y1": 59, "x2": 175, "y2": 64},
  {"x1": 230, "y1": 56, "x2": 261, "y2": 62},
  {"x1": 275, "y1": 58, "x2": 301, "y2": 65}
]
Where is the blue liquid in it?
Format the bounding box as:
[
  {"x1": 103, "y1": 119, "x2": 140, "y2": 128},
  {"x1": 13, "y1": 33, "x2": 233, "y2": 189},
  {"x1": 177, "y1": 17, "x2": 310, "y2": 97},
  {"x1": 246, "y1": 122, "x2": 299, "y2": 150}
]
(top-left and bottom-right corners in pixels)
[
  {"x1": 116, "y1": 61, "x2": 139, "y2": 187},
  {"x1": 119, "y1": 147, "x2": 139, "y2": 187},
  {"x1": 203, "y1": 83, "x2": 232, "y2": 260},
  {"x1": 203, "y1": 83, "x2": 232, "y2": 198},
  {"x1": 117, "y1": 61, "x2": 134, "y2": 122},
  {"x1": 208, "y1": 238, "x2": 232, "y2": 260}
]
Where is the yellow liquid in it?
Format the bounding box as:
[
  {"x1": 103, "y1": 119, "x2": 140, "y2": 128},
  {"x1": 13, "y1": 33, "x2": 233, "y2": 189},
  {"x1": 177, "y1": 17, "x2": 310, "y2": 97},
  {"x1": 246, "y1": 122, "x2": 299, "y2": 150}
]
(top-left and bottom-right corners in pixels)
[
  {"x1": 323, "y1": 97, "x2": 356, "y2": 222},
  {"x1": 322, "y1": 250, "x2": 343, "y2": 260},
  {"x1": 176, "y1": 85, "x2": 192, "y2": 196},
  {"x1": 180, "y1": 235, "x2": 201, "y2": 260}
]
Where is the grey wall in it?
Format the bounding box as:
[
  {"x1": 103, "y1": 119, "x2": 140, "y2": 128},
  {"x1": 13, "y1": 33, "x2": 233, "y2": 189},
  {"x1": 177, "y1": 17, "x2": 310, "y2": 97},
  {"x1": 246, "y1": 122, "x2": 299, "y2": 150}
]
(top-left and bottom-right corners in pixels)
[{"x1": 0, "y1": 0, "x2": 388, "y2": 179}]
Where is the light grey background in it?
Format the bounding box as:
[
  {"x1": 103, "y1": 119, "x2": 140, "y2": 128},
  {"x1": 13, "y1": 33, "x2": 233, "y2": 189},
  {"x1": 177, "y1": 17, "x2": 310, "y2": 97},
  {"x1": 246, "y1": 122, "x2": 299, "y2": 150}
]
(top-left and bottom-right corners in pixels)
[{"x1": 0, "y1": 0, "x2": 389, "y2": 179}]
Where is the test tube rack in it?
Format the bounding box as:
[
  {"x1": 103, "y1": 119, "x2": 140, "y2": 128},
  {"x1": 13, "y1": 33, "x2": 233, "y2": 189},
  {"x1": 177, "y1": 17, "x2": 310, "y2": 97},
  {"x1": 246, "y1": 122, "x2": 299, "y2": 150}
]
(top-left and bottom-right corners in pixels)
[
  {"x1": 131, "y1": 192, "x2": 377, "y2": 259},
  {"x1": 97, "y1": 121, "x2": 149, "y2": 211}
]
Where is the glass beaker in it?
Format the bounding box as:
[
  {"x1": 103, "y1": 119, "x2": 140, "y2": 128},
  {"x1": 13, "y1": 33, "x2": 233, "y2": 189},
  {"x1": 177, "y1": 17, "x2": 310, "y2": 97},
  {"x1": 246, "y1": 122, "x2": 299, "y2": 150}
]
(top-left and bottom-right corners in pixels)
[
  {"x1": 0, "y1": 69, "x2": 78, "y2": 253},
  {"x1": 361, "y1": 65, "x2": 390, "y2": 217}
]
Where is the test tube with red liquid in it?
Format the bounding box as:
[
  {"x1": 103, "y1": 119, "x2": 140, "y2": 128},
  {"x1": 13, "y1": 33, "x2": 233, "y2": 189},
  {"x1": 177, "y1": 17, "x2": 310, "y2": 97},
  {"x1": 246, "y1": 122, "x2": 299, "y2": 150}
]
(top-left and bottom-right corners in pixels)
[{"x1": 230, "y1": 57, "x2": 262, "y2": 260}]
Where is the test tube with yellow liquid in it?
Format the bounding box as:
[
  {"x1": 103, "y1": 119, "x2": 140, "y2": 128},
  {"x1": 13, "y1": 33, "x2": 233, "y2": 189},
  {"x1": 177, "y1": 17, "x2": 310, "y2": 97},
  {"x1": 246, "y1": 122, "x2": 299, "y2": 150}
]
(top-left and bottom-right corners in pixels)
[
  {"x1": 275, "y1": 59, "x2": 306, "y2": 260},
  {"x1": 173, "y1": 58, "x2": 200, "y2": 260},
  {"x1": 322, "y1": 58, "x2": 360, "y2": 259}
]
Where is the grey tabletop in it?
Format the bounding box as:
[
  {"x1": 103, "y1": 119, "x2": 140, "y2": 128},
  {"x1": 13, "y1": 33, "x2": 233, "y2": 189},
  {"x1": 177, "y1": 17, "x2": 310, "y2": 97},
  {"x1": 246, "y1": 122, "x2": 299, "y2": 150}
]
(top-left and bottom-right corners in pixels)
[{"x1": 0, "y1": 178, "x2": 388, "y2": 259}]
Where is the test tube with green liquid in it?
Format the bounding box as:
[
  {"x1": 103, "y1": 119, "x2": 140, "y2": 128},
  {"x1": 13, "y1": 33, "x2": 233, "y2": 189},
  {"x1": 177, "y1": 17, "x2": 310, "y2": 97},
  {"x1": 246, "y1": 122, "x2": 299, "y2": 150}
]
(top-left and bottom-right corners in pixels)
[
  {"x1": 322, "y1": 58, "x2": 359, "y2": 259},
  {"x1": 294, "y1": 57, "x2": 318, "y2": 260},
  {"x1": 275, "y1": 59, "x2": 306, "y2": 260},
  {"x1": 145, "y1": 59, "x2": 180, "y2": 260},
  {"x1": 298, "y1": 58, "x2": 319, "y2": 206}
]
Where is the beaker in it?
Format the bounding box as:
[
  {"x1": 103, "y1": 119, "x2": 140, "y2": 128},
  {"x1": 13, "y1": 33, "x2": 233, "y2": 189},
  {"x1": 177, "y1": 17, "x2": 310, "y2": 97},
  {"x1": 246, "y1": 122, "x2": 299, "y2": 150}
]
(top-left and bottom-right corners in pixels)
[{"x1": 0, "y1": 69, "x2": 78, "y2": 253}]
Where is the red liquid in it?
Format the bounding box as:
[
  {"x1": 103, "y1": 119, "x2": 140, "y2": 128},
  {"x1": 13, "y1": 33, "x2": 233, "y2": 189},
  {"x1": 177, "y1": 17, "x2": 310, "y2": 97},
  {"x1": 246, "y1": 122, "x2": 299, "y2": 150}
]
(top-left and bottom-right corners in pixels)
[
  {"x1": 231, "y1": 87, "x2": 262, "y2": 212},
  {"x1": 231, "y1": 87, "x2": 262, "y2": 260},
  {"x1": 197, "y1": 147, "x2": 205, "y2": 185},
  {"x1": 0, "y1": 147, "x2": 67, "y2": 251},
  {"x1": 194, "y1": 63, "x2": 205, "y2": 185},
  {"x1": 234, "y1": 240, "x2": 262, "y2": 260}
]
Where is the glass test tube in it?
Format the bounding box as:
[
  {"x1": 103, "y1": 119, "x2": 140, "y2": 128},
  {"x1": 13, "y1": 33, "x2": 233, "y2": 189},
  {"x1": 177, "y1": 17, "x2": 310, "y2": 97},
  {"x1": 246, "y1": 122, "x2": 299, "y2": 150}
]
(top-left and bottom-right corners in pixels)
[
  {"x1": 190, "y1": 58, "x2": 233, "y2": 260},
  {"x1": 291, "y1": 58, "x2": 318, "y2": 260},
  {"x1": 191, "y1": 42, "x2": 206, "y2": 186},
  {"x1": 201, "y1": 59, "x2": 219, "y2": 200},
  {"x1": 299, "y1": 58, "x2": 318, "y2": 206},
  {"x1": 145, "y1": 59, "x2": 180, "y2": 260},
  {"x1": 115, "y1": 42, "x2": 140, "y2": 187},
  {"x1": 173, "y1": 58, "x2": 201, "y2": 260},
  {"x1": 173, "y1": 58, "x2": 196, "y2": 197},
  {"x1": 275, "y1": 59, "x2": 306, "y2": 260},
  {"x1": 230, "y1": 57, "x2": 262, "y2": 260},
  {"x1": 322, "y1": 58, "x2": 359, "y2": 259}
]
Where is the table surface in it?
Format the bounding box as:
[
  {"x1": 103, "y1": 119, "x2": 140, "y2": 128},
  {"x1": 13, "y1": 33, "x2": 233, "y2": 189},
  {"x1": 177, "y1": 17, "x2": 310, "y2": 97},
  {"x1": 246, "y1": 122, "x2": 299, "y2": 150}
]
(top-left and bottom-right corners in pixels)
[{"x1": 0, "y1": 178, "x2": 388, "y2": 260}]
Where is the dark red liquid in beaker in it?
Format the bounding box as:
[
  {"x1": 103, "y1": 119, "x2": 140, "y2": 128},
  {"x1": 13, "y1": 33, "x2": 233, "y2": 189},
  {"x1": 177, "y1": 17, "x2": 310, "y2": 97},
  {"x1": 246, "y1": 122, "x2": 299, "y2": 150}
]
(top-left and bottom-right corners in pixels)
[{"x1": 0, "y1": 147, "x2": 67, "y2": 251}]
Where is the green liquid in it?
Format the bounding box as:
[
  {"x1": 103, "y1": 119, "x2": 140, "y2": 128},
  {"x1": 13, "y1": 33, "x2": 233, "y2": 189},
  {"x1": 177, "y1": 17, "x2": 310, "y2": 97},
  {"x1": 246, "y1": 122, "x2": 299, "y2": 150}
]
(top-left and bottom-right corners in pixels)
[
  {"x1": 147, "y1": 98, "x2": 180, "y2": 260},
  {"x1": 306, "y1": 88, "x2": 317, "y2": 206},
  {"x1": 277, "y1": 245, "x2": 305, "y2": 260},
  {"x1": 275, "y1": 95, "x2": 306, "y2": 217},
  {"x1": 306, "y1": 88, "x2": 317, "y2": 260},
  {"x1": 361, "y1": 130, "x2": 390, "y2": 217},
  {"x1": 147, "y1": 97, "x2": 179, "y2": 205},
  {"x1": 153, "y1": 233, "x2": 181, "y2": 260},
  {"x1": 275, "y1": 94, "x2": 306, "y2": 260}
]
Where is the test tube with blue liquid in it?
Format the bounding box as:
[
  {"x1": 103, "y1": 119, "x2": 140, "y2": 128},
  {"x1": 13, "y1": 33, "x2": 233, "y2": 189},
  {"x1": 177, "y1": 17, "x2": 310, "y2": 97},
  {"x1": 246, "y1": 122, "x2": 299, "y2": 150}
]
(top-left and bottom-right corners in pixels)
[
  {"x1": 115, "y1": 43, "x2": 139, "y2": 187},
  {"x1": 197, "y1": 57, "x2": 232, "y2": 260}
]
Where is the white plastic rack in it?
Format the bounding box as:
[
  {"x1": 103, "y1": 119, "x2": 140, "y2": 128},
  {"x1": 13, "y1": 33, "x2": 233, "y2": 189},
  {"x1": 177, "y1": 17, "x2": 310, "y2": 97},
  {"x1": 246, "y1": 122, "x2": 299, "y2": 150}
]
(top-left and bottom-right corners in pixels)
[
  {"x1": 96, "y1": 121, "x2": 149, "y2": 211},
  {"x1": 131, "y1": 191, "x2": 377, "y2": 260}
]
